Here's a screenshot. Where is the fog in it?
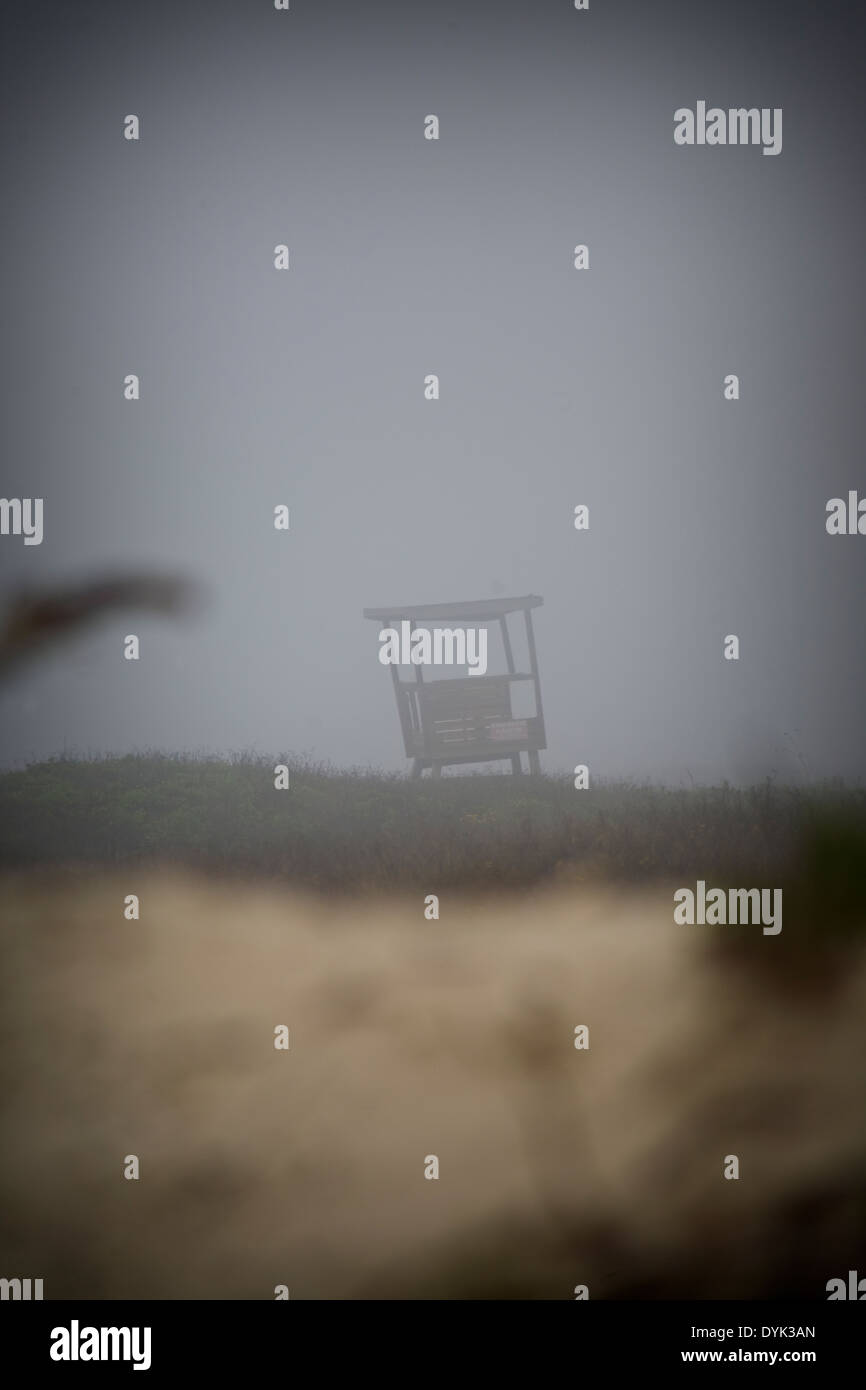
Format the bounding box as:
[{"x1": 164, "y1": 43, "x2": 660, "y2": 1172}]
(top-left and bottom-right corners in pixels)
[{"x1": 2, "y1": 0, "x2": 864, "y2": 783}]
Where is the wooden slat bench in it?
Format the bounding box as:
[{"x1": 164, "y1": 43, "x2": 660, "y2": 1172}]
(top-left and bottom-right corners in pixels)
[{"x1": 364, "y1": 596, "x2": 546, "y2": 777}]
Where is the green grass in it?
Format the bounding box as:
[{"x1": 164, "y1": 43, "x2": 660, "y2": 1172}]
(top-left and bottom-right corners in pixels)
[{"x1": 1, "y1": 755, "x2": 865, "y2": 928}]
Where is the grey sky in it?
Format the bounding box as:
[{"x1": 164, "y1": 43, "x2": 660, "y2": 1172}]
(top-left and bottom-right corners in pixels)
[{"x1": 1, "y1": 0, "x2": 864, "y2": 782}]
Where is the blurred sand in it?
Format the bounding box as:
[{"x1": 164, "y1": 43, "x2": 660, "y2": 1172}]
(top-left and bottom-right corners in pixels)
[{"x1": 1, "y1": 870, "x2": 864, "y2": 1299}]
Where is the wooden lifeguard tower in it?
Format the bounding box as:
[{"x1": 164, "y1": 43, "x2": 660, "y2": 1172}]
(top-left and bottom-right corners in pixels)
[{"x1": 363, "y1": 594, "x2": 546, "y2": 778}]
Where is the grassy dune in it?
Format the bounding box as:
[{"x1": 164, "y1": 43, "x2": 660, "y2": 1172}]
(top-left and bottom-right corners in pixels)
[
  {"x1": 0, "y1": 754, "x2": 864, "y2": 939},
  {"x1": 2, "y1": 757, "x2": 865, "y2": 1298}
]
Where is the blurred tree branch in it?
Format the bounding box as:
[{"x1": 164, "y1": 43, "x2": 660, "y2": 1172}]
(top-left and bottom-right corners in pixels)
[{"x1": 0, "y1": 573, "x2": 199, "y2": 678}]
